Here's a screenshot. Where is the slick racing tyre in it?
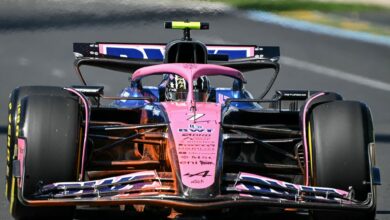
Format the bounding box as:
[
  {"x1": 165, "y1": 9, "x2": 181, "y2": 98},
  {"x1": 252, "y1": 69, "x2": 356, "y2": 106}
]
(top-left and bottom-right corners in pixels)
[
  {"x1": 5, "y1": 86, "x2": 72, "y2": 201},
  {"x1": 9, "y1": 93, "x2": 80, "y2": 220},
  {"x1": 308, "y1": 101, "x2": 376, "y2": 220}
]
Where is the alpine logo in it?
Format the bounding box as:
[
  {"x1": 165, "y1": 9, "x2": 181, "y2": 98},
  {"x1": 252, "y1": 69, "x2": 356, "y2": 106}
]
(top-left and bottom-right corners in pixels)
[{"x1": 184, "y1": 170, "x2": 211, "y2": 178}]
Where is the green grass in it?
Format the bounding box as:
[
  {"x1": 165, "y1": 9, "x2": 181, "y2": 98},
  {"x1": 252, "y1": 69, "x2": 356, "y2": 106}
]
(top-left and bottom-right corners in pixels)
[
  {"x1": 205, "y1": 0, "x2": 390, "y2": 36},
  {"x1": 207, "y1": 0, "x2": 386, "y2": 12}
]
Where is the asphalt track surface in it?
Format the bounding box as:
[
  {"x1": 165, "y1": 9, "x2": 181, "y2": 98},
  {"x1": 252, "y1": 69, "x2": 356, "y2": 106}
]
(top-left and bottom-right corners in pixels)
[{"x1": 0, "y1": 4, "x2": 390, "y2": 220}]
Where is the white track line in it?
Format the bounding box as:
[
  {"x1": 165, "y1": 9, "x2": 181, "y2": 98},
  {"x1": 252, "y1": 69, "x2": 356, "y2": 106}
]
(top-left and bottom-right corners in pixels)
[
  {"x1": 246, "y1": 11, "x2": 390, "y2": 48},
  {"x1": 281, "y1": 56, "x2": 390, "y2": 92},
  {"x1": 200, "y1": 35, "x2": 390, "y2": 92}
]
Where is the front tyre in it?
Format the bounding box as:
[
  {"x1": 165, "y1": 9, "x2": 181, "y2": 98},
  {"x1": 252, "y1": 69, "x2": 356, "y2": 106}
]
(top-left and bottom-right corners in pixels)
[
  {"x1": 6, "y1": 86, "x2": 72, "y2": 201},
  {"x1": 309, "y1": 101, "x2": 376, "y2": 220},
  {"x1": 10, "y1": 94, "x2": 81, "y2": 220}
]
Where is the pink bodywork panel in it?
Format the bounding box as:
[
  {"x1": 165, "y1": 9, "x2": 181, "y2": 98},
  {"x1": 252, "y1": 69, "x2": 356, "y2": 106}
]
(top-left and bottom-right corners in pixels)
[
  {"x1": 302, "y1": 92, "x2": 325, "y2": 185},
  {"x1": 162, "y1": 102, "x2": 222, "y2": 189},
  {"x1": 134, "y1": 64, "x2": 239, "y2": 189},
  {"x1": 98, "y1": 44, "x2": 165, "y2": 58},
  {"x1": 132, "y1": 63, "x2": 245, "y2": 83},
  {"x1": 17, "y1": 138, "x2": 26, "y2": 187}
]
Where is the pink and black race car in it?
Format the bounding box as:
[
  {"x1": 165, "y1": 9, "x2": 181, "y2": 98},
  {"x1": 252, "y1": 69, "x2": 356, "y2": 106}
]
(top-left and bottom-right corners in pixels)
[{"x1": 6, "y1": 21, "x2": 380, "y2": 220}]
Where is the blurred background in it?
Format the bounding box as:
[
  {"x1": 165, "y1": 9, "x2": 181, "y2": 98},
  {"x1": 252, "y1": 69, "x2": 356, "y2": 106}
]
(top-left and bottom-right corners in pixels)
[{"x1": 0, "y1": 0, "x2": 389, "y2": 219}]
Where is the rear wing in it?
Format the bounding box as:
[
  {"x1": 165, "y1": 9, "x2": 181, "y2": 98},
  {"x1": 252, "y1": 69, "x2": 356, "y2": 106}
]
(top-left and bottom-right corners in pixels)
[
  {"x1": 73, "y1": 43, "x2": 280, "y2": 95},
  {"x1": 73, "y1": 42, "x2": 280, "y2": 61}
]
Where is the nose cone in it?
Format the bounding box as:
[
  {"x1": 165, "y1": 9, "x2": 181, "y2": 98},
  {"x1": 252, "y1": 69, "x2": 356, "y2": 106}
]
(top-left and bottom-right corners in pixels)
[{"x1": 161, "y1": 102, "x2": 222, "y2": 190}]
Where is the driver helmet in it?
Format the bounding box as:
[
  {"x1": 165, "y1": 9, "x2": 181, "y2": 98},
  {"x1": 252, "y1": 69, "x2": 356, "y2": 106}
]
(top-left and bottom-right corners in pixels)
[
  {"x1": 165, "y1": 74, "x2": 188, "y2": 101},
  {"x1": 194, "y1": 76, "x2": 210, "y2": 102}
]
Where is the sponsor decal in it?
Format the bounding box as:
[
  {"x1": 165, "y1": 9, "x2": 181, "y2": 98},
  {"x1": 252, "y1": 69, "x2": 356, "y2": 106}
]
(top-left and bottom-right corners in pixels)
[
  {"x1": 42, "y1": 171, "x2": 157, "y2": 192},
  {"x1": 100, "y1": 44, "x2": 165, "y2": 60},
  {"x1": 238, "y1": 172, "x2": 348, "y2": 198},
  {"x1": 50, "y1": 182, "x2": 163, "y2": 198},
  {"x1": 218, "y1": 94, "x2": 230, "y2": 104},
  {"x1": 199, "y1": 160, "x2": 213, "y2": 165},
  {"x1": 178, "y1": 124, "x2": 213, "y2": 133},
  {"x1": 99, "y1": 44, "x2": 254, "y2": 60},
  {"x1": 162, "y1": 102, "x2": 221, "y2": 189},
  {"x1": 183, "y1": 170, "x2": 211, "y2": 185},
  {"x1": 184, "y1": 170, "x2": 211, "y2": 178},
  {"x1": 37, "y1": 171, "x2": 166, "y2": 198},
  {"x1": 143, "y1": 105, "x2": 161, "y2": 116},
  {"x1": 232, "y1": 183, "x2": 343, "y2": 202},
  {"x1": 187, "y1": 113, "x2": 205, "y2": 121}
]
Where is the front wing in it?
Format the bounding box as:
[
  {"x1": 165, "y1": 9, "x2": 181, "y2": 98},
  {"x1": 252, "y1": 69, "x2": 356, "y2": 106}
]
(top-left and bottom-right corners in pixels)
[{"x1": 18, "y1": 171, "x2": 375, "y2": 211}]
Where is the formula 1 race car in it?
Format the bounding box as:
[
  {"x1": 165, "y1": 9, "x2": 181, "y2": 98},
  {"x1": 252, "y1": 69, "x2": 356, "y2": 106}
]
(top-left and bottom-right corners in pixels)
[{"x1": 5, "y1": 21, "x2": 381, "y2": 220}]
